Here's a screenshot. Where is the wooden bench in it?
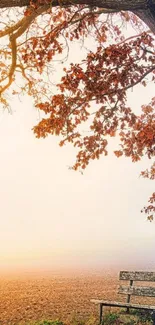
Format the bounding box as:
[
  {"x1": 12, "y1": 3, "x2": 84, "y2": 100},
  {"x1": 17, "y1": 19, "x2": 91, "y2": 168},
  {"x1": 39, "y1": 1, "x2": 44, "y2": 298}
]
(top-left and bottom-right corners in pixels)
[{"x1": 91, "y1": 271, "x2": 155, "y2": 324}]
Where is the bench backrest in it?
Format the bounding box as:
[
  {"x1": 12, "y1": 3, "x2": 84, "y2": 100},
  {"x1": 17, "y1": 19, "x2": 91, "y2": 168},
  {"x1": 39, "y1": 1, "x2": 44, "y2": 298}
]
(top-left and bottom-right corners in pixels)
[{"x1": 118, "y1": 271, "x2": 155, "y2": 304}]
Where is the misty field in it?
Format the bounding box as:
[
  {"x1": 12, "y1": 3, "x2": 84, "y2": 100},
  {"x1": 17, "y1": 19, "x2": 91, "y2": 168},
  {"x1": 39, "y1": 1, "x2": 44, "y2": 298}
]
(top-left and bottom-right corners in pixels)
[{"x1": 0, "y1": 273, "x2": 155, "y2": 325}]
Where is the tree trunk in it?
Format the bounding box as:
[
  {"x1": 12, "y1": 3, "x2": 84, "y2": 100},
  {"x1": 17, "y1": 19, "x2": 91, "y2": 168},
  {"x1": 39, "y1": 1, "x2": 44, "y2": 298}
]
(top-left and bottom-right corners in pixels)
[
  {"x1": 134, "y1": 2, "x2": 155, "y2": 33},
  {"x1": 0, "y1": 0, "x2": 155, "y2": 34}
]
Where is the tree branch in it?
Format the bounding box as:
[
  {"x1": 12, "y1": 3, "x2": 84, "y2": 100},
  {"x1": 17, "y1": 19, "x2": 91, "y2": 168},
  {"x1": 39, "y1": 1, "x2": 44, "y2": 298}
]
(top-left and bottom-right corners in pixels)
[
  {"x1": 0, "y1": 37, "x2": 17, "y2": 96},
  {"x1": 0, "y1": 0, "x2": 155, "y2": 34},
  {"x1": 0, "y1": 0, "x2": 149, "y2": 10}
]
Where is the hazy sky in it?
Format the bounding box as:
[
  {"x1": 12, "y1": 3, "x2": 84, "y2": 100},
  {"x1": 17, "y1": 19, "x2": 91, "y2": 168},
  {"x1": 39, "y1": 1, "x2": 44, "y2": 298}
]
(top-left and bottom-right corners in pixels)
[{"x1": 0, "y1": 25, "x2": 155, "y2": 275}]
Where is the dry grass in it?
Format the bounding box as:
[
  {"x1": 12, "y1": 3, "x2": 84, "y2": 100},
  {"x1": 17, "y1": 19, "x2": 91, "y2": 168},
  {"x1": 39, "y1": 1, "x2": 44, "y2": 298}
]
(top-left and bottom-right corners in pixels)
[{"x1": 0, "y1": 273, "x2": 154, "y2": 325}]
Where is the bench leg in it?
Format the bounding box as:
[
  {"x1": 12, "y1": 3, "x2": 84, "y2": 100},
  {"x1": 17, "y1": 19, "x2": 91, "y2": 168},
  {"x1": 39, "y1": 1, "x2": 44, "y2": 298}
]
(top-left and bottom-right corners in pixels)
[
  {"x1": 152, "y1": 310, "x2": 155, "y2": 325},
  {"x1": 99, "y1": 304, "x2": 103, "y2": 324}
]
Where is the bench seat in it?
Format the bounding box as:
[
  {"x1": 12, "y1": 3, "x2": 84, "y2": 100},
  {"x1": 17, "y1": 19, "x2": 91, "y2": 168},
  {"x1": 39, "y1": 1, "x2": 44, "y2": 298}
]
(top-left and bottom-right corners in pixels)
[
  {"x1": 91, "y1": 299, "x2": 155, "y2": 311},
  {"x1": 91, "y1": 271, "x2": 155, "y2": 324}
]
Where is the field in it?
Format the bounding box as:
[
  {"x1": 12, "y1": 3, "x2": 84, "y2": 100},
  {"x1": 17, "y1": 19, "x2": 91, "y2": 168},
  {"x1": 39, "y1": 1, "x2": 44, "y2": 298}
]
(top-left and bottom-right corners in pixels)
[{"x1": 0, "y1": 272, "x2": 154, "y2": 325}]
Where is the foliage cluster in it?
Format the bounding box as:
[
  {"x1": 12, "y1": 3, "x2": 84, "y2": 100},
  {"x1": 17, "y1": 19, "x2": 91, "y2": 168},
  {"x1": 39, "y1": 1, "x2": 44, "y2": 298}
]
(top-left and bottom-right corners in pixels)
[{"x1": 0, "y1": 0, "x2": 154, "y2": 218}]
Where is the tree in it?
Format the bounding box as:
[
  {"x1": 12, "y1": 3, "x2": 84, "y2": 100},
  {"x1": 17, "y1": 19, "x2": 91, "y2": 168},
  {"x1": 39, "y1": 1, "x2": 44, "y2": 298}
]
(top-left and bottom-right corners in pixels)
[{"x1": 0, "y1": 0, "x2": 155, "y2": 219}]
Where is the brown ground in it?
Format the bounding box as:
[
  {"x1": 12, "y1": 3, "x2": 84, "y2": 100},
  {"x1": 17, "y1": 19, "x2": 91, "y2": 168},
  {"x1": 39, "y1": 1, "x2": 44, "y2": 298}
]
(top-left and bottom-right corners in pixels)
[{"x1": 0, "y1": 272, "x2": 154, "y2": 325}]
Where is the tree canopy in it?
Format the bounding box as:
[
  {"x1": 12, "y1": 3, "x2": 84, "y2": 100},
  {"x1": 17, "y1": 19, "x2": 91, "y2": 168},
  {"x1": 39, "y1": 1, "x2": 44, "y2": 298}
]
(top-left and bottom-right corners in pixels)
[{"x1": 0, "y1": 0, "x2": 155, "y2": 219}]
